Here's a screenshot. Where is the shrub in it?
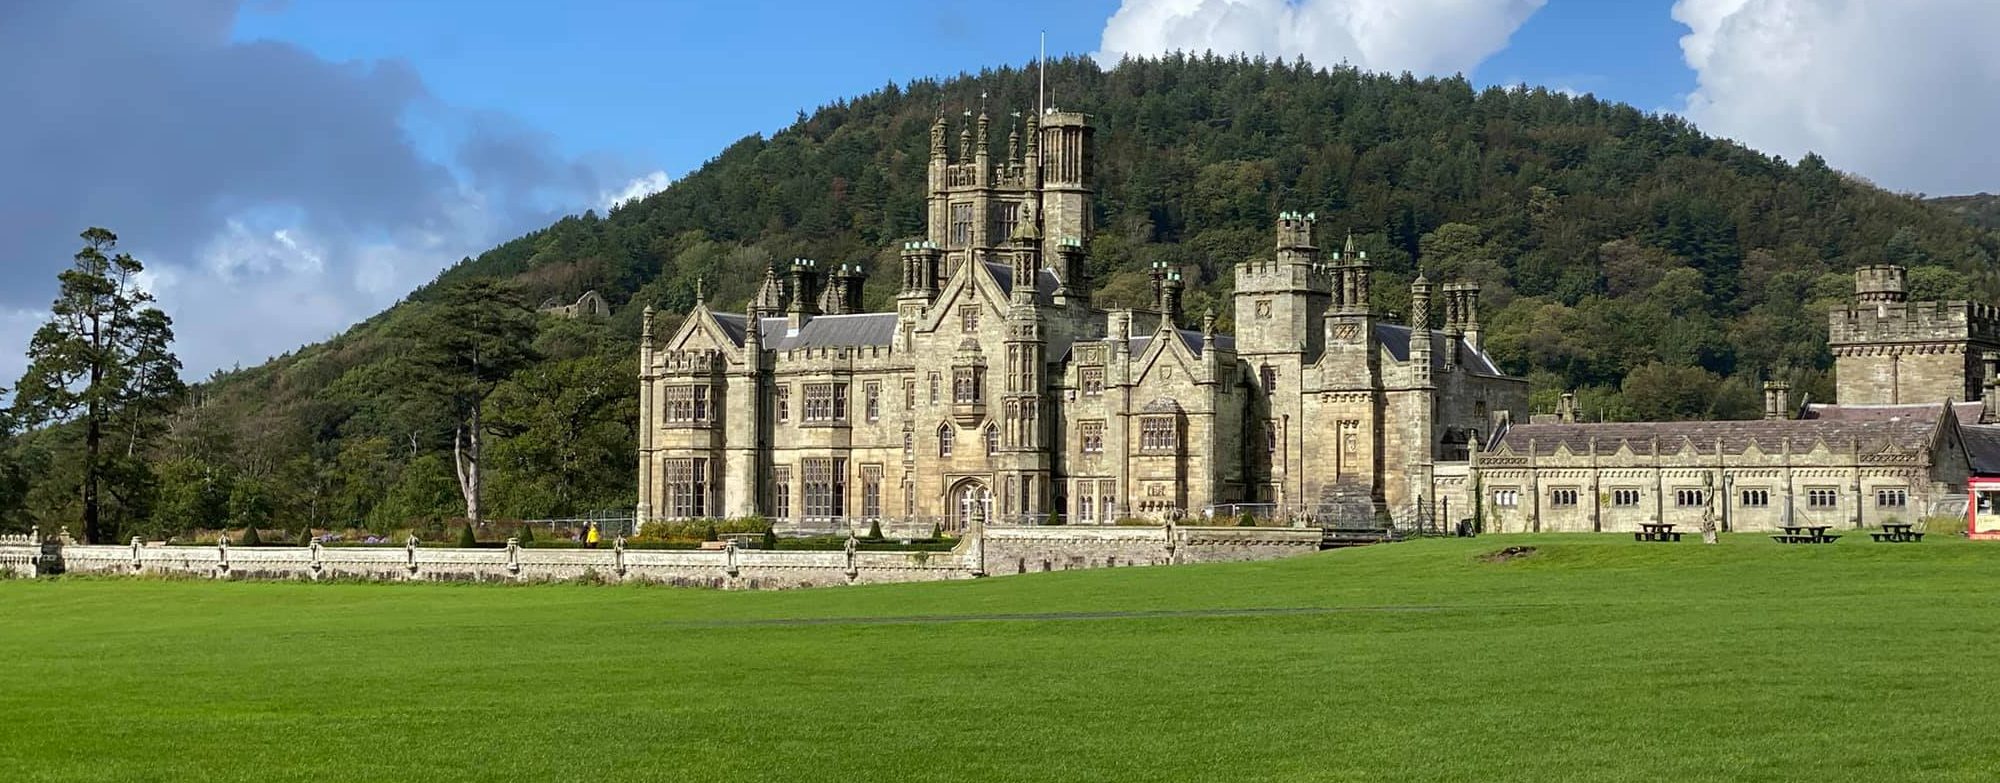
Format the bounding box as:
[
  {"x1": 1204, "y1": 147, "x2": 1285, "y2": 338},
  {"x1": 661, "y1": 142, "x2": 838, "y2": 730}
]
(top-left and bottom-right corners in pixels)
[
  {"x1": 518, "y1": 525, "x2": 535, "y2": 548},
  {"x1": 761, "y1": 528, "x2": 778, "y2": 550},
  {"x1": 930, "y1": 522, "x2": 943, "y2": 540},
  {"x1": 295, "y1": 528, "x2": 313, "y2": 547},
  {"x1": 1044, "y1": 511, "x2": 1064, "y2": 526},
  {"x1": 457, "y1": 524, "x2": 478, "y2": 549},
  {"x1": 1237, "y1": 512, "x2": 1257, "y2": 527},
  {"x1": 703, "y1": 524, "x2": 718, "y2": 542},
  {"x1": 239, "y1": 526, "x2": 263, "y2": 547},
  {"x1": 865, "y1": 519, "x2": 883, "y2": 541}
]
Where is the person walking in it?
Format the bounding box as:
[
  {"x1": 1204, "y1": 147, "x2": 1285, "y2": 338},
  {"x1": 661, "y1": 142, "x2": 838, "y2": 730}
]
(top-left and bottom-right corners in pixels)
[{"x1": 584, "y1": 522, "x2": 601, "y2": 550}]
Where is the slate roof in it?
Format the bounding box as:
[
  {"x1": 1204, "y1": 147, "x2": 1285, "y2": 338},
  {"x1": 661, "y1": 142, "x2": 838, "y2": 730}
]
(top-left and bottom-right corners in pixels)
[
  {"x1": 708, "y1": 312, "x2": 897, "y2": 350},
  {"x1": 982, "y1": 262, "x2": 1061, "y2": 300},
  {"x1": 1128, "y1": 329, "x2": 1236, "y2": 357},
  {"x1": 1374, "y1": 323, "x2": 1502, "y2": 376},
  {"x1": 1803, "y1": 401, "x2": 1984, "y2": 426},
  {"x1": 1494, "y1": 416, "x2": 1943, "y2": 457},
  {"x1": 1962, "y1": 424, "x2": 2000, "y2": 474}
]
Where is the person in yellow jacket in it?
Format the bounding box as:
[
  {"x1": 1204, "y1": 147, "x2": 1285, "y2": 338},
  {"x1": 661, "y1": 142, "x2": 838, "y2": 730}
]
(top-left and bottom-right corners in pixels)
[{"x1": 584, "y1": 522, "x2": 601, "y2": 549}]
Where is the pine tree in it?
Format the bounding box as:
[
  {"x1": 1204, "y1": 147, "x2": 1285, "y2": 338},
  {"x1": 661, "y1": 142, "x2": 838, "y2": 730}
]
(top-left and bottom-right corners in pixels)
[
  {"x1": 392, "y1": 281, "x2": 537, "y2": 524},
  {"x1": 12, "y1": 229, "x2": 183, "y2": 543}
]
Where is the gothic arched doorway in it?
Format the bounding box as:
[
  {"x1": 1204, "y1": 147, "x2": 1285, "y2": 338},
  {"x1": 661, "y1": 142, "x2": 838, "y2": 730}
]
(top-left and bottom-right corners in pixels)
[{"x1": 947, "y1": 479, "x2": 993, "y2": 534}]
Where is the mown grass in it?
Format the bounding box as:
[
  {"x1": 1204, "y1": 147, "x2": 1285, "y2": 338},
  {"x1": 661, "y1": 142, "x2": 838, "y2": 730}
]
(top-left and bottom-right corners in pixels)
[{"x1": 3, "y1": 534, "x2": 1998, "y2": 782}]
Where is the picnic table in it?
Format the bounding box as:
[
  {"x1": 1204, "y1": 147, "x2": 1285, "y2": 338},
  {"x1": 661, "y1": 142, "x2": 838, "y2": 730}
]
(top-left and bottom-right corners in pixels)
[
  {"x1": 1870, "y1": 522, "x2": 1925, "y2": 543},
  {"x1": 1634, "y1": 522, "x2": 1683, "y2": 542},
  {"x1": 1772, "y1": 524, "x2": 1840, "y2": 544}
]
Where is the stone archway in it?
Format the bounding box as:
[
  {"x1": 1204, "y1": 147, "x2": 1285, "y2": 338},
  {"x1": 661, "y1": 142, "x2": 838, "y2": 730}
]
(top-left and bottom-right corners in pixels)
[{"x1": 946, "y1": 478, "x2": 993, "y2": 534}]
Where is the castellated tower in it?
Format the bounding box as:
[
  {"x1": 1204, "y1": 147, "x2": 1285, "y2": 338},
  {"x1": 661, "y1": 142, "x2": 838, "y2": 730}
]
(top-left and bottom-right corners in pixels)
[
  {"x1": 1828, "y1": 263, "x2": 2000, "y2": 404},
  {"x1": 924, "y1": 108, "x2": 1093, "y2": 286},
  {"x1": 1233, "y1": 212, "x2": 1334, "y2": 361}
]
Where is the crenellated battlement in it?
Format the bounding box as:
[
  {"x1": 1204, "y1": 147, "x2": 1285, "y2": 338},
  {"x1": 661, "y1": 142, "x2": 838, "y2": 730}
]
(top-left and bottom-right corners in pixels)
[
  {"x1": 1234, "y1": 258, "x2": 1338, "y2": 293},
  {"x1": 1828, "y1": 300, "x2": 2000, "y2": 345},
  {"x1": 1830, "y1": 263, "x2": 2000, "y2": 404}
]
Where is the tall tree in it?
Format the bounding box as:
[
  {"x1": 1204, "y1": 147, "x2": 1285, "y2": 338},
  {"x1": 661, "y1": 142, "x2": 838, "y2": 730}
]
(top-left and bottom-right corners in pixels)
[
  {"x1": 396, "y1": 281, "x2": 538, "y2": 523},
  {"x1": 12, "y1": 228, "x2": 184, "y2": 542}
]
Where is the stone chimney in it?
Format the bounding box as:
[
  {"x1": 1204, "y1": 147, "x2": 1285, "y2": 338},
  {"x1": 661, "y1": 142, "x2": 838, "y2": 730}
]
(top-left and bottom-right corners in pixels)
[
  {"x1": 1556, "y1": 391, "x2": 1579, "y2": 424},
  {"x1": 786, "y1": 257, "x2": 821, "y2": 331},
  {"x1": 1461, "y1": 281, "x2": 1482, "y2": 353},
  {"x1": 1150, "y1": 262, "x2": 1183, "y2": 325},
  {"x1": 1763, "y1": 380, "x2": 1791, "y2": 420},
  {"x1": 1986, "y1": 378, "x2": 2000, "y2": 424}
]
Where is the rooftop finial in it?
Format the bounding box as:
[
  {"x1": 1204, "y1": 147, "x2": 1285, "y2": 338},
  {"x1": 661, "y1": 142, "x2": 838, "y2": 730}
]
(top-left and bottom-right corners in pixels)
[
  {"x1": 1343, "y1": 231, "x2": 1357, "y2": 255},
  {"x1": 694, "y1": 276, "x2": 705, "y2": 306}
]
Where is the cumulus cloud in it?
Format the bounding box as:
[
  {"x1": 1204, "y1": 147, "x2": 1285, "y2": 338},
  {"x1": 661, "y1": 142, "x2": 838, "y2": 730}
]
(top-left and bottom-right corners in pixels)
[
  {"x1": 601, "y1": 171, "x2": 673, "y2": 212},
  {"x1": 1095, "y1": 0, "x2": 1547, "y2": 76},
  {"x1": 1674, "y1": 0, "x2": 2000, "y2": 194},
  {"x1": 0, "y1": 1, "x2": 658, "y2": 381}
]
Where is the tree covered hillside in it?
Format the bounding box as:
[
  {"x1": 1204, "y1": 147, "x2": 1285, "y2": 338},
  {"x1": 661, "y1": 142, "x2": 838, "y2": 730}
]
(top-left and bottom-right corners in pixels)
[{"x1": 8, "y1": 54, "x2": 1997, "y2": 536}]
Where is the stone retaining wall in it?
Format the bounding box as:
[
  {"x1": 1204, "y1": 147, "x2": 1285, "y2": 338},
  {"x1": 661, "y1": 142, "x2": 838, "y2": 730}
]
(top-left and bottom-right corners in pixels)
[{"x1": 0, "y1": 525, "x2": 1324, "y2": 589}]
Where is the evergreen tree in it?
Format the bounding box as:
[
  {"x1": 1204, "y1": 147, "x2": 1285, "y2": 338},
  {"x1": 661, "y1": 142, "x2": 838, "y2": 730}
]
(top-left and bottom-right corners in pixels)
[
  {"x1": 392, "y1": 281, "x2": 538, "y2": 523},
  {"x1": 12, "y1": 229, "x2": 183, "y2": 542}
]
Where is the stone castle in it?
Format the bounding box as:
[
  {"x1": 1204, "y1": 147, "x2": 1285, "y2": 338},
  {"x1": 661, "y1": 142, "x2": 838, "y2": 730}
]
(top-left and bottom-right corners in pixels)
[{"x1": 638, "y1": 108, "x2": 1527, "y2": 533}]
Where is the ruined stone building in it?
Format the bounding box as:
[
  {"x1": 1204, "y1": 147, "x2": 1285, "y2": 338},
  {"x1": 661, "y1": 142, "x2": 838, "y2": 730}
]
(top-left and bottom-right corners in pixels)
[
  {"x1": 1471, "y1": 264, "x2": 2000, "y2": 534},
  {"x1": 637, "y1": 108, "x2": 1527, "y2": 533}
]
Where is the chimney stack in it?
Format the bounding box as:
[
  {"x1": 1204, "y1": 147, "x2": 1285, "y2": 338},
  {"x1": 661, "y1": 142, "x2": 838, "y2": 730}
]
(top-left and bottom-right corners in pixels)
[{"x1": 1763, "y1": 380, "x2": 1792, "y2": 421}]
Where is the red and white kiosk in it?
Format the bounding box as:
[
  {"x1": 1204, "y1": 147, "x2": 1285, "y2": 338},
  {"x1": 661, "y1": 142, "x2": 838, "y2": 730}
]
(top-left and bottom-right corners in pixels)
[{"x1": 1969, "y1": 477, "x2": 2000, "y2": 540}]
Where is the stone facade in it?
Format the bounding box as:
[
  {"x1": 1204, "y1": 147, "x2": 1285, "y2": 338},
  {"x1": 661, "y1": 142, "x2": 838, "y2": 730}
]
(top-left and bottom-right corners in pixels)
[
  {"x1": 637, "y1": 108, "x2": 1527, "y2": 534},
  {"x1": 1469, "y1": 264, "x2": 2000, "y2": 534},
  {"x1": 0, "y1": 525, "x2": 1323, "y2": 589},
  {"x1": 1829, "y1": 264, "x2": 2000, "y2": 405}
]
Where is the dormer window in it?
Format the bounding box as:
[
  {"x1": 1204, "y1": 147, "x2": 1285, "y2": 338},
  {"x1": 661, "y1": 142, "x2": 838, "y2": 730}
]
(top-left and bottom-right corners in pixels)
[{"x1": 960, "y1": 304, "x2": 981, "y2": 333}]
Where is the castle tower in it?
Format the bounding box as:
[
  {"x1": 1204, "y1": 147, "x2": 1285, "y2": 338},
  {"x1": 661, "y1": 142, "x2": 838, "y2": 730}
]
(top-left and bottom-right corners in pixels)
[
  {"x1": 926, "y1": 108, "x2": 1079, "y2": 281},
  {"x1": 1037, "y1": 110, "x2": 1093, "y2": 274},
  {"x1": 1829, "y1": 262, "x2": 2000, "y2": 403},
  {"x1": 1233, "y1": 212, "x2": 1333, "y2": 360}
]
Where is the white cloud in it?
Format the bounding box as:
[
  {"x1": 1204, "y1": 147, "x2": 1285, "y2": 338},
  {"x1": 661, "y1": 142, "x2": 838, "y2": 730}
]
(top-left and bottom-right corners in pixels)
[
  {"x1": 1095, "y1": 0, "x2": 1547, "y2": 77},
  {"x1": 0, "y1": 308, "x2": 47, "y2": 395},
  {"x1": 0, "y1": 2, "x2": 665, "y2": 380},
  {"x1": 1674, "y1": 0, "x2": 2000, "y2": 194},
  {"x1": 601, "y1": 170, "x2": 672, "y2": 212}
]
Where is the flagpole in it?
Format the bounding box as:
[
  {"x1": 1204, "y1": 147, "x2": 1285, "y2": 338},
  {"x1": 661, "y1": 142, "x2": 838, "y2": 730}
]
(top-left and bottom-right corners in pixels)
[{"x1": 1038, "y1": 30, "x2": 1047, "y2": 116}]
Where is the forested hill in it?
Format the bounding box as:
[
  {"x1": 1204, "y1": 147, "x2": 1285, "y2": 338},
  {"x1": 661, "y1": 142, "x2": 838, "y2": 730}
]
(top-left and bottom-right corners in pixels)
[{"x1": 38, "y1": 54, "x2": 2000, "y2": 535}]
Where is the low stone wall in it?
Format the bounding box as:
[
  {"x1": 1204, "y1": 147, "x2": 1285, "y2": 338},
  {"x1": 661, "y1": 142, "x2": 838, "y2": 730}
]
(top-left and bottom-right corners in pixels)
[{"x1": 0, "y1": 524, "x2": 1324, "y2": 589}]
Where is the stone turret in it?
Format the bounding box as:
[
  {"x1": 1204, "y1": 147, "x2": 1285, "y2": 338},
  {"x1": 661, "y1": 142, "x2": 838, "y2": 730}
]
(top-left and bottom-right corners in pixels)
[{"x1": 1855, "y1": 264, "x2": 1908, "y2": 307}]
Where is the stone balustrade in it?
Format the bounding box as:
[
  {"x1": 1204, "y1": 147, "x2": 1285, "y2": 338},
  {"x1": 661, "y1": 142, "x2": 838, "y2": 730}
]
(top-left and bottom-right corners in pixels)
[{"x1": 0, "y1": 525, "x2": 1324, "y2": 588}]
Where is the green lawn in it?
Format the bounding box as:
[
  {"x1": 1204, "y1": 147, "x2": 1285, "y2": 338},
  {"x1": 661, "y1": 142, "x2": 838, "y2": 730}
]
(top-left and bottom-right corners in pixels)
[{"x1": 4, "y1": 534, "x2": 1998, "y2": 782}]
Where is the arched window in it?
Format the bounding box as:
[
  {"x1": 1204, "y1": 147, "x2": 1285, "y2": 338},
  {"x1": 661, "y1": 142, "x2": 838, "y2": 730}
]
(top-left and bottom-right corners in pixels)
[
  {"x1": 985, "y1": 425, "x2": 999, "y2": 456},
  {"x1": 903, "y1": 431, "x2": 915, "y2": 461},
  {"x1": 939, "y1": 425, "x2": 955, "y2": 457}
]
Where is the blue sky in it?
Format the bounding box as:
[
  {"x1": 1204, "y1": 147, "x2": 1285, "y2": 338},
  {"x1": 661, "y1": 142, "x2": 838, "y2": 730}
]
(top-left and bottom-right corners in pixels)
[
  {"x1": 230, "y1": 0, "x2": 1695, "y2": 186},
  {"x1": 3, "y1": 0, "x2": 1997, "y2": 385}
]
